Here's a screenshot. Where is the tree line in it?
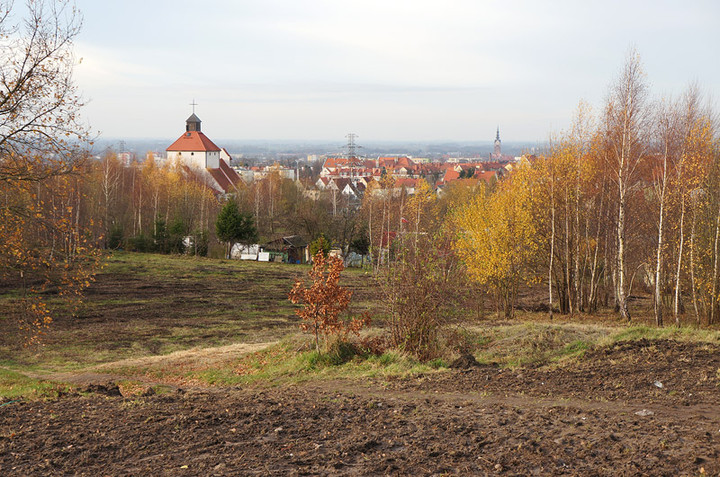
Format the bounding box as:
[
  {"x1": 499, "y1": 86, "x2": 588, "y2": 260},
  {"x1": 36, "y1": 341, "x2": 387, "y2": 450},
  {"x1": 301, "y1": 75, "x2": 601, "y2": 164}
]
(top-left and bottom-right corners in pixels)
[
  {"x1": 353, "y1": 52, "x2": 720, "y2": 331},
  {"x1": 451, "y1": 53, "x2": 720, "y2": 326}
]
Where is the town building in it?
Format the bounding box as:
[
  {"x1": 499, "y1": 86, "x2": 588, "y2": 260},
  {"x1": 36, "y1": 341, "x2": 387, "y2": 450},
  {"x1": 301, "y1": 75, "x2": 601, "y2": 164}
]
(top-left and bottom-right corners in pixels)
[{"x1": 165, "y1": 113, "x2": 242, "y2": 195}]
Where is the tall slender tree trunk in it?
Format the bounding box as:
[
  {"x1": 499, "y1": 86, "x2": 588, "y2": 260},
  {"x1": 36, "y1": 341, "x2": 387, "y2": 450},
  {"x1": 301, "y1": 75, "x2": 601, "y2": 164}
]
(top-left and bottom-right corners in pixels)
[
  {"x1": 254, "y1": 186, "x2": 260, "y2": 234},
  {"x1": 654, "y1": 147, "x2": 669, "y2": 327},
  {"x1": 690, "y1": 202, "x2": 700, "y2": 325},
  {"x1": 269, "y1": 179, "x2": 275, "y2": 236},
  {"x1": 414, "y1": 195, "x2": 420, "y2": 262},
  {"x1": 131, "y1": 166, "x2": 137, "y2": 236},
  {"x1": 377, "y1": 196, "x2": 386, "y2": 272},
  {"x1": 617, "y1": 183, "x2": 630, "y2": 321},
  {"x1": 574, "y1": 173, "x2": 581, "y2": 313},
  {"x1": 549, "y1": 169, "x2": 556, "y2": 320},
  {"x1": 153, "y1": 190, "x2": 159, "y2": 236},
  {"x1": 137, "y1": 182, "x2": 143, "y2": 234},
  {"x1": 673, "y1": 195, "x2": 686, "y2": 325},
  {"x1": 609, "y1": 51, "x2": 648, "y2": 322},
  {"x1": 564, "y1": 187, "x2": 573, "y2": 314},
  {"x1": 588, "y1": 182, "x2": 605, "y2": 312},
  {"x1": 367, "y1": 199, "x2": 373, "y2": 269},
  {"x1": 603, "y1": 228, "x2": 611, "y2": 308},
  {"x1": 386, "y1": 197, "x2": 392, "y2": 270},
  {"x1": 711, "y1": 200, "x2": 720, "y2": 325},
  {"x1": 580, "y1": 212, "x2": 590, "y2": 309},
  {"x1": 74, "y1": 179, "x2": 81, "y2": 257}
]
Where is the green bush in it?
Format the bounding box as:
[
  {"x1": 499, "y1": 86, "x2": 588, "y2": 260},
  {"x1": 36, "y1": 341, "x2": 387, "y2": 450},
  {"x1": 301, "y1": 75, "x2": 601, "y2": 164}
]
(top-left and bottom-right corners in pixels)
[
  {"x1": 107, "y1": 225, "x2": 124, "y2": 250},
  {"x1": 168, "y1": 218, "x2": 187, "y2": 254},
  {"x1": 153, "y1": 216, "x2": 170, "y2": 253},
  {"x1": 127, "y1": 233, "x2": 152, "y2": 252},
  {"x1": 190, "y1": 229, "x2": 209, "y2": 256},
  {"x1": 309, "y1": 234, "x2": 331, "y2": 258}
]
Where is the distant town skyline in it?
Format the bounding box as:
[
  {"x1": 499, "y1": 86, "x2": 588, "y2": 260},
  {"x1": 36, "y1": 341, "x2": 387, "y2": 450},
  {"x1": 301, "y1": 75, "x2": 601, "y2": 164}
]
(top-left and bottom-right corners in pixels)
[{"x1": 70, "y1": 0, "x2": 720, "y2": 142}]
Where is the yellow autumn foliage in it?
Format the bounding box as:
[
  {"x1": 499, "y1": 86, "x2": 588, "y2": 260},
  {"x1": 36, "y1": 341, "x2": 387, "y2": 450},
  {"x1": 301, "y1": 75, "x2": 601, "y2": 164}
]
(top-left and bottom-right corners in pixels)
[{"x1": 452, "y1": 164, "x2": 540, "y2": 316}]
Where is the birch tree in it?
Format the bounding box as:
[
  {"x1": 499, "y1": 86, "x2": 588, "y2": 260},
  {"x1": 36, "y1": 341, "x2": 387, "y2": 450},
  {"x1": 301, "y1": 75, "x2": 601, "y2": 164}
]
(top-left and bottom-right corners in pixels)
[
  {"x1": 651, "y1": 98, "x2": 681, "y2": 326},
  {"x1": 603, "y1": 51, "x2": 651, "y2": 322}
]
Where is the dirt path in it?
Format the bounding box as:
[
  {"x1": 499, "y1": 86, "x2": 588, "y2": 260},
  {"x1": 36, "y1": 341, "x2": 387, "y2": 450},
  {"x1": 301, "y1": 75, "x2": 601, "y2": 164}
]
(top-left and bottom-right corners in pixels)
[
  {"x1": 20, "y1": 341, "x2": 276, "y2": 389},
  {"x1": 91, "y1": 341, "x2": 275, "y2": 371}
]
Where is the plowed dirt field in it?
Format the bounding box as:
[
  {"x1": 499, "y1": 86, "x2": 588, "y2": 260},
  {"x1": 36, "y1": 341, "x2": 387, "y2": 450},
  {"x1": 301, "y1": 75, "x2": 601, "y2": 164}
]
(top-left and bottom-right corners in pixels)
[{"x1": 2, "y1": 339, "x2": 719, "y2": 476}]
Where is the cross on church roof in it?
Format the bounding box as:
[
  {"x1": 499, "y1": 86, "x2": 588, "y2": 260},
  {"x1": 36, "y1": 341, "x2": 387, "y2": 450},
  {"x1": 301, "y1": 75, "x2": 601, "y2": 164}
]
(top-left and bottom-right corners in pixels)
[{"x1": 190, "y1": 99, "x2": 198, "y2": 114}]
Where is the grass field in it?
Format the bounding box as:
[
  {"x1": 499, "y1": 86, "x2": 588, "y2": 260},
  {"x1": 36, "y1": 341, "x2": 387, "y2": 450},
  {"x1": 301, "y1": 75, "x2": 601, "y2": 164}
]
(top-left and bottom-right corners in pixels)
[
  {"x1": 1, "y1": 251, "x2": 719, "y2": 394},
  {"x1": 0, "y1": 252, "x2": 380, "y2": 377}
]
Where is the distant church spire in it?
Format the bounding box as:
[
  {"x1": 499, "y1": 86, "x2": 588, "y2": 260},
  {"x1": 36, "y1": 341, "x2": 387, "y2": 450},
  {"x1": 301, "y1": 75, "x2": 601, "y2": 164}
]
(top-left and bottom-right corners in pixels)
[{"x1": 493, "y1": 126, "x2": 502, "y2": 157}]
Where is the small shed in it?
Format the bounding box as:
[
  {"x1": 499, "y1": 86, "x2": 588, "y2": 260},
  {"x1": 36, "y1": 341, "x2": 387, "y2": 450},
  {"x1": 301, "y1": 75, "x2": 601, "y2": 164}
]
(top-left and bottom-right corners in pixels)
[
  {"x1": 263, "y1": 235, "x2": 309, "y2": 264},
  {"x1": 230, "y1": 243, "x2": 260, "y2": 260}
]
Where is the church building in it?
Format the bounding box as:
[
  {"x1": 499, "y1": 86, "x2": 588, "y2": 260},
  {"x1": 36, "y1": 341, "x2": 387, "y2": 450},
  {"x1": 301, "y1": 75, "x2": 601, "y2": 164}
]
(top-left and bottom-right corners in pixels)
[
  {"x1": 166, "y1": 112, "x2": 241, "y2": 195},
  {"x1": 166, "y1": 113, "x2": 222, "y2": 169}
]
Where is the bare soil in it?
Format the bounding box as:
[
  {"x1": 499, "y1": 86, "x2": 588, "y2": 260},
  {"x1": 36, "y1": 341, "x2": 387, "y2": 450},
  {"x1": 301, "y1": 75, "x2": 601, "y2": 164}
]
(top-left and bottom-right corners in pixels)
[{"x1": 2, "y1": 339, "x2": 719, "y2": 476}]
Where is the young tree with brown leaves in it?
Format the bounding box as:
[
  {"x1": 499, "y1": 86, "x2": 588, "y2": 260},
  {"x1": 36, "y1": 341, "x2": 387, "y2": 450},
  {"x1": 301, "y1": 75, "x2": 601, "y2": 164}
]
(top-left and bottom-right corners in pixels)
[{"x1": 289, "y1": 251, "x2": 368, "y2": 351}]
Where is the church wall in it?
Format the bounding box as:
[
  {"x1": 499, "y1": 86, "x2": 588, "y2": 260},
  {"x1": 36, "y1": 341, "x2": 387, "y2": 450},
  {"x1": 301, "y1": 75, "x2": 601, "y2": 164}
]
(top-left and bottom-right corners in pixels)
[
  {"x1": 206, "y1": 151, "x2": 220, "y2": 169},
  {"x1": 170, "y1": 150, "x2": 208, "y2": 169}
]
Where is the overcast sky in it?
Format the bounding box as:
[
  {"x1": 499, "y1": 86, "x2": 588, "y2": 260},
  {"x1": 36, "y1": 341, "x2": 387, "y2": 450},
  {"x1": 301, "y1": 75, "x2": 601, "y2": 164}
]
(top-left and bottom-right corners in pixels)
[{"x1": 69, "y1": 0, "x2": 720, "y2": 142}]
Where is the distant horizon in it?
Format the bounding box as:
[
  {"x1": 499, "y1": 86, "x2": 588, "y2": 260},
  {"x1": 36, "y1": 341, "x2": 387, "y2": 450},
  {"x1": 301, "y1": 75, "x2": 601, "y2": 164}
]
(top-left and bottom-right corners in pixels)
[
  {"x1": 70, "y1": 1, "x2": 719, "y2": 142},
  {"x1": 96, "y1": 137, "x2": 542, "y2": 145},
  {"x1": 90, "y1": 136, "x2": 545, "y2": 157}
]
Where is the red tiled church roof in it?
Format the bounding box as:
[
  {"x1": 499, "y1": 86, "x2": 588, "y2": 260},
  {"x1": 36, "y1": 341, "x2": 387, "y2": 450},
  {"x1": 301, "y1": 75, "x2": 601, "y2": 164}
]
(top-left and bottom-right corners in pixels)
[
  {"x1": 218, "y1": 159, "x2": 240, "y2": 181},
  {"x1": 202, "y1": 159, "x2": 243, "y2": 194},
  {"x1": 207, "y1": 168, "x2": 233, "y2": 192},
  {"x1": 166, "y1": 131, "x2": 221, "y2": 152}
]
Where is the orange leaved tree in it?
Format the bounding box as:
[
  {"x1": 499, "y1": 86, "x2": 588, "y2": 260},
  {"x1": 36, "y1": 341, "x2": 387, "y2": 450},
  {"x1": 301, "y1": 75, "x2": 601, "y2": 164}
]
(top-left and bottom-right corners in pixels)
[
  {"x1": 289, "y1": 251, "x2": 367, "y2": 351},
  {"x1": 0, "y1": 1, "x2": 102, "y2": 344}
]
